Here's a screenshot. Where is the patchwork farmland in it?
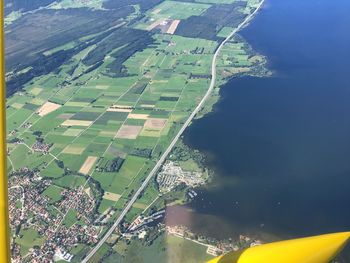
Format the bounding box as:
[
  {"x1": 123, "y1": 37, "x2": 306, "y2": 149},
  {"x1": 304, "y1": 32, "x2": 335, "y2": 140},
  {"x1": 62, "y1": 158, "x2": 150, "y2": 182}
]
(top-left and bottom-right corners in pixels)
[{"x1": 6, "y1": 0, "x2": 267, "y2": 261}]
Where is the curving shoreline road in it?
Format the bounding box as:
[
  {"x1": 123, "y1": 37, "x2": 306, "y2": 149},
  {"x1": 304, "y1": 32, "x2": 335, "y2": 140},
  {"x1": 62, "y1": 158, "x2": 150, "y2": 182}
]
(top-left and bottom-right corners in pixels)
[{"x1": 82, "y1": 1, "x2": 264, "y2": 261}]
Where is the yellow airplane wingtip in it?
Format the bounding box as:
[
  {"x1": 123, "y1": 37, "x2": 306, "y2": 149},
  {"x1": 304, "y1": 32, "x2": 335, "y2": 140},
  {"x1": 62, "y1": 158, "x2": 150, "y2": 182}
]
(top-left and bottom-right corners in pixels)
[{"x1": 208, "y1": 232, "x2": 350, "y2": 263}]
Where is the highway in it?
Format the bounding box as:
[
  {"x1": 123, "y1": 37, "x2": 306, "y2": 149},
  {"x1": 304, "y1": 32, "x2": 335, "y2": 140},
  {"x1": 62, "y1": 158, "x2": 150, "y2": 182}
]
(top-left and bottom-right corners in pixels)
[{"x1": 82, "y1": 1, "x2": 264, "y2": 261}]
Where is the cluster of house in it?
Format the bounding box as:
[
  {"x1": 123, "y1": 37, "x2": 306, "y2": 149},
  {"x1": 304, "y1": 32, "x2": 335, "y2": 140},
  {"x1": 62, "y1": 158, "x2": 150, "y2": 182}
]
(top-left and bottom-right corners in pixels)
[
  {"x1": 9, "y1": 169, "x2": 101, "y2": 262},
  {"x1": 32, "y1": 141, "x2": 52, "y2": 154},
  {"x1": 156, "y1": 161, "x2": 205, "y2": 193},
  {"x1": 8, "y1": 172, "x2": 51, "y2": 230},
  {"x1": 57, "y1": 187, "x2": 95, "y2": 218},
  {"x1": 127, "y1": 210, "x2": 165, "y2": 233}
]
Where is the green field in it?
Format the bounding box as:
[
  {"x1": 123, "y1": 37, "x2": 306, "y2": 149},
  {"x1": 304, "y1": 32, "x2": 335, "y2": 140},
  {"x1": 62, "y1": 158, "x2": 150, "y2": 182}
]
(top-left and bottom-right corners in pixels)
[
  {"x1": 134, "y1": 1, "x2": 211, "y2": 30},
  {"x1": 42, "y1": 185, "x2": 64, "y2": 203},
  {"x1": 16, "y1": 229, "x2": 45, "y2": 256},
  {"x1": 62, "y1": 209, "x2": 79, "y2": 228},
  {"x1": 49, "y1": 0, "x2": 104, "y2": 9},
  {"x1": 217, "y1": 26, "x2": 235, "y2": 38},
  {"x1": 111, "y1": 234, "x2": 214, "y2": 263}
]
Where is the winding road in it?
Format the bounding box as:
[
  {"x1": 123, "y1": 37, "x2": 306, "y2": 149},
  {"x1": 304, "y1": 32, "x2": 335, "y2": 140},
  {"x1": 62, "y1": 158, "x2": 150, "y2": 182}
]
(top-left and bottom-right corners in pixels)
[{"x1": 82, "y1": 1, "x2": 264, "y2": 261}]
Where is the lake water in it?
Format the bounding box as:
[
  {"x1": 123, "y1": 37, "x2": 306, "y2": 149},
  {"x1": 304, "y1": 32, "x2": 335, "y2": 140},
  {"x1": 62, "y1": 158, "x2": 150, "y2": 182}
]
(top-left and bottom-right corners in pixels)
[{"x1": 176, "y1": 0, "x2": 350, "y2": 259}]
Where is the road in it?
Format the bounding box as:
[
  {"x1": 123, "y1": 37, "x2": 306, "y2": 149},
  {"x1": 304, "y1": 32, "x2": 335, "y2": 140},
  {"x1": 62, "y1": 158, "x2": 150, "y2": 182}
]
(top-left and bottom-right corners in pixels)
[{"x1": 82, "y1": 2, "x2": 264, "y2": 262}]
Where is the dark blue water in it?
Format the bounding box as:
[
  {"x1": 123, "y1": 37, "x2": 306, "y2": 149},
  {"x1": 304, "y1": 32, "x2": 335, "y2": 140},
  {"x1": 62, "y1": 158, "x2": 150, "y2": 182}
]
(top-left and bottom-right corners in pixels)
[{"x1": 182, "y1": 0, "x2": 350, "y2": 257}]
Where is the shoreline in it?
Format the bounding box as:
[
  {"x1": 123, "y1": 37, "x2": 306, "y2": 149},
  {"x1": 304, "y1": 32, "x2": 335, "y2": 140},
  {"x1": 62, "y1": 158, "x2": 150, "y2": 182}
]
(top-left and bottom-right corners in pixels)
[
  {"x1": 157, "y1": 0, "x2": 275, "y2": 248},
  {"x1": 160, "y1": 0, "x2": 279, "y2": 247},
  {"x1": 169, "y1": 17, "x2": 272, "y2": 208},
  {"x1": 165, "y1": 225, "x2": 263, "y2": 257}
]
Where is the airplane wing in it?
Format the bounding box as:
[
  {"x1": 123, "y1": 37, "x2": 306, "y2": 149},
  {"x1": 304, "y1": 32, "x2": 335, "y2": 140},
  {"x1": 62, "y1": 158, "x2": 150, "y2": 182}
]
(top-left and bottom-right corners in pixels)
[{"x1": 208, "y1": 232, "x2": 350, "y2": 263}]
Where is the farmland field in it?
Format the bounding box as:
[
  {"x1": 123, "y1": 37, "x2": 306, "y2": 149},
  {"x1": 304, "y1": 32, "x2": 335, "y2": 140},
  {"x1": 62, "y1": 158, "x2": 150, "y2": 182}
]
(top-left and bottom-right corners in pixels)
[{"x1": 133, "y1": 1, "x2": 211, "y2": 30}]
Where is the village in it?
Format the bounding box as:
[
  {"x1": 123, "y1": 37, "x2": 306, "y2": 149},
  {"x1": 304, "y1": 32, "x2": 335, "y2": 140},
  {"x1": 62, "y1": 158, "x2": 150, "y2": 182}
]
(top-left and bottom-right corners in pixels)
[{"x1": 8, "y1": 168, "x2": 100, "y2": 263}]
